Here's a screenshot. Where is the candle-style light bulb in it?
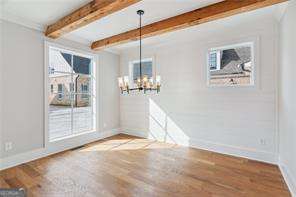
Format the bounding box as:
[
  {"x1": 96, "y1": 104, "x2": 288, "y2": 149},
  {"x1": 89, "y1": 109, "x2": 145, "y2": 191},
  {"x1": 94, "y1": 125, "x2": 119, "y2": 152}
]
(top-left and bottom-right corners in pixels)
[
  {"x1": 123, "y1": 76, "x2": 130, "y2": 93},
  {"x1": 156, "y1": 75, "x2": 161, "y2": 85},
  {"x1": 143, "y1": 75, "x2": 148, "y2": 82},
  {"x1": 148, "y1": 78, "x2": 153, "y2": 89},
  {"x1": 149, "y1": 77, "x2": 153, "y2": 84},
  {"x1": 123, "y1": 76, "x2": 129, "y2": 86},
  {"x1": 136, "y1": 77, "x2": 141, "y2": 88},
  {"x1": 118, "y1": 77, "x2": 123, "y2": 88},
  {"x1": 142, "y1": 75, "x2": 148, "y2": 88},
  {"x1": 156, "y1": 75, "x2": 161, "y2": 93}
]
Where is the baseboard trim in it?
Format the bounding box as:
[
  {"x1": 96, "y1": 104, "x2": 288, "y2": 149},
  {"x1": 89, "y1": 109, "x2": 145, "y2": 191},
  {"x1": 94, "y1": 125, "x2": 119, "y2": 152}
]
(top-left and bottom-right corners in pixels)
[
  {"x1": 279, "y1": 159, "x2": 296, "y2": 197},
  {"x1": 0, "y1": 129, "x2": 120, "y2": 171},
  {"x1": 120, "y1": 129, "x2": 278, "y2": 164}
]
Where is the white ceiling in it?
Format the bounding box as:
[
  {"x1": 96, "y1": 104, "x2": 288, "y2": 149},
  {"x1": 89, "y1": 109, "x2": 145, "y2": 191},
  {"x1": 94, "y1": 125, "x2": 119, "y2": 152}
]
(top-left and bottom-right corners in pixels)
[
  {"x1": 66, "y1": 0, "x2": 223, "y2": 42},
  {"x1": 0, "y1": 0, "x2": 91, "y2": 29},
  {"x1": 0, "y1": 0, "x2": 288, "y2": 52}
]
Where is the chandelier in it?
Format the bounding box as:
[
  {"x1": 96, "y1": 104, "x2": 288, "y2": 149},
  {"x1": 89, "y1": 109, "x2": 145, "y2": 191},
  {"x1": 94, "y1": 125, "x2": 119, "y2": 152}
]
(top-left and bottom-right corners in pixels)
[{"x1": 118, "y1": 10, "x2": 161, "y2": 94}]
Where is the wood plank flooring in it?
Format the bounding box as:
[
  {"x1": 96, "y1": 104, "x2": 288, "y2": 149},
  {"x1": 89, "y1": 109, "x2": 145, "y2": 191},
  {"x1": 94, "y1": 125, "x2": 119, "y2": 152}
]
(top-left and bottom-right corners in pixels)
[{"x1": 0, "y1": 134, "x2": 291, "y2": 197}]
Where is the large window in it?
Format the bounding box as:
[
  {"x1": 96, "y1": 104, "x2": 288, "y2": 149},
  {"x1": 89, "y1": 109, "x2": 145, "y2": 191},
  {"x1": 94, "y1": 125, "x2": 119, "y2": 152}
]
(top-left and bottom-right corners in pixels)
[
  {"x1": 207, "y1": 42, "x2": 254, "y2": 87},
  {"x1": 48, "y1": 46, "x2": 96, "y2": 140}
]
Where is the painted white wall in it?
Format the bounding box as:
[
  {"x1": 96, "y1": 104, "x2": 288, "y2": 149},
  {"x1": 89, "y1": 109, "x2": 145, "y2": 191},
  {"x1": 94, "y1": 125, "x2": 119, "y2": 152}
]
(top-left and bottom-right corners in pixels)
[
  {"x1": 279, "y1": 0, "x2": 296, "y2": 195},
  {"x1": 119, "y1": 13, "x2": 279, "y2": 163},
  {"x1": 98, "y1": 51, "x2": 120, "y2": 132},
  {"x1": 0, "y1": 20, "x2": 3, "y2": 158},
  {"x1": 1, "y1": 20, "x2": 44, "y2": 158},
  {"x1": 0, "y1": 20, "x2": 120, "y2": 159}
]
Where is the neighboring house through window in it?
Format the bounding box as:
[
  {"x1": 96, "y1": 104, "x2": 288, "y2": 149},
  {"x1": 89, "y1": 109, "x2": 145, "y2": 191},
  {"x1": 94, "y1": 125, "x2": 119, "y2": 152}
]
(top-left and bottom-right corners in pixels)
[{"x1": 207, "y1": 42, "x2": 254, "y2": 86}]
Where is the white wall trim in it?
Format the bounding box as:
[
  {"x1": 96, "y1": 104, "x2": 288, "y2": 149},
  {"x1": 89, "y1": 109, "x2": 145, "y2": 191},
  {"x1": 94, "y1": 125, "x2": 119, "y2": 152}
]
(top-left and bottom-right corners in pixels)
[
  {"x1": 0, "y1": 129, "x2": 120, "y2": 171},
  {"x1": 279, "y1": 159, "x2": 296, "y2": 197},
  {"x1": 120, "y1": 128, "x2": 278, "y2": 164}
]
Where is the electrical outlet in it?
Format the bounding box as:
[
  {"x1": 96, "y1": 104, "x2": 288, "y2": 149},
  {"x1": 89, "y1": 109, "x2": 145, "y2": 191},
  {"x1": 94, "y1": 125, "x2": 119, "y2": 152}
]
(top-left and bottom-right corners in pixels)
[
  {"x1": 103, "y1": 123, "x2": 107, "y2": 128},
  {"x1": 5, "y1": 142, "x2": 13, "y2": 151},
  {"x1": 260, "y1": 139, "x2": 267, "y2": 146}
]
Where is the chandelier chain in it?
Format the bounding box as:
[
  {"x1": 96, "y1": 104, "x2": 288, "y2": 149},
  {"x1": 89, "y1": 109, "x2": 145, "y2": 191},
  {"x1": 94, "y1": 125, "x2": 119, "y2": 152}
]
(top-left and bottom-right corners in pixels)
[{"x1": 139, "y1": 11, "x2": 142, "y2": 81}]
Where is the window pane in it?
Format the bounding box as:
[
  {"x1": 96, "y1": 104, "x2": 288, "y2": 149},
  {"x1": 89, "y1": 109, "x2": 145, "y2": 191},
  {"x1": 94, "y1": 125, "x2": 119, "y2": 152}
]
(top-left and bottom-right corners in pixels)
[
  {"x1": 208, "y1": 44, "x2": 253, "y2": 86},
  {"x1": 133, "y1": 61, "x2": 152, "y2": 81},
  {"x1": 73, "y1": 55, "x2": 91, "y2": 75},
  {"x1": 209, "y1": 52, "x2": 217, "y2": 70},
  {"x1": 49, "y1": 48, "x2": 72, "y2": 74},
  {"x1": 49, "y1": 95, "x2": 72, "y2": 140},
  {"x1": 49, "y1": 73, "x2": 72, "y2": 140},
  {"x1": 73, "y1": 95, "x2": 94, "y2": 134}
]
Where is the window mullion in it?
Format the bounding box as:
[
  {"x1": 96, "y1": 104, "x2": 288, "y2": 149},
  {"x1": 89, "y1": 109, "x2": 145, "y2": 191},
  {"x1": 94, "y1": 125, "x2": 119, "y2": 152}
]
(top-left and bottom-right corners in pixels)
[
  {"x1": 91, "y1": 59, "x2": 94, "y2": 130},
  {"x1": 71, "y1": 54, "x2": 74, "y2": 135}
]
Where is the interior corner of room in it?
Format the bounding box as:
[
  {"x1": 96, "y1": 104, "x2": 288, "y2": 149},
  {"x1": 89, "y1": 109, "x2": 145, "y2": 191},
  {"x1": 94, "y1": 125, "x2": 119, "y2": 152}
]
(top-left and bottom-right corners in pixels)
[{"x1": 0, "y1": 0, "x2": 295, "y2": 196}]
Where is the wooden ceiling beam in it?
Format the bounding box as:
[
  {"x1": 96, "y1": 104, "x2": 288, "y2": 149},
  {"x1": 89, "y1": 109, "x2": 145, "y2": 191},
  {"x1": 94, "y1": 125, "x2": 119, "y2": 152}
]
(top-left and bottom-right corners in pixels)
[
  {"x1": 45, "y1": 0, "x2": 141, "y2": 39},
  {"x1": 91, "y1": 0, "x2": 287, "y2": 50}
]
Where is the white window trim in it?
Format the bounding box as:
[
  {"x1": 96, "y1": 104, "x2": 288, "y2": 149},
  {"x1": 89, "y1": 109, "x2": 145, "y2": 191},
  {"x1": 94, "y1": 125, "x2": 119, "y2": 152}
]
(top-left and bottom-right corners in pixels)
[
  {"x1": 206, "y1": 40, "x2": 257, "y2": 88},
  {"x1": 44, "y1": 41, "x2": 98, "y2": 146},
  {"x1": 128, "y1": 57, "x2": 155, "y2": 88}
]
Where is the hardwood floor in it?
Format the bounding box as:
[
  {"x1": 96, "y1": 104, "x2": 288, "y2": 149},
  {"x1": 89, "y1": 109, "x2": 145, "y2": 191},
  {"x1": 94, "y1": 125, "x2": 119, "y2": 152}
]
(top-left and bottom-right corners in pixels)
[{"x1": 0, "y1": 134, "x2": 291, "y2": 197}]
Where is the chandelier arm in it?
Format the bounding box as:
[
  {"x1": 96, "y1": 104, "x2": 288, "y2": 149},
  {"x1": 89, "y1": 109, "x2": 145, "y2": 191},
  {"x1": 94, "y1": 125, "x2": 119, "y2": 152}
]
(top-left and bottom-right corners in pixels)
[{"x1": 122, "y1": 87, "x2": 158, "y2": 92}]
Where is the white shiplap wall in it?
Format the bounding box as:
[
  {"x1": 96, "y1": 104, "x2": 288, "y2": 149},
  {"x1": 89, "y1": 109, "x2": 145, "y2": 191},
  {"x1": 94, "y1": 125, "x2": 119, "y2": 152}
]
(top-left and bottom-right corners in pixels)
[
  {"x1": 119, "y1": 15, "x2": 279, "y2": 163},
  {"x1": 279, "y1": 0, "x2": 296, "y2": 195}
]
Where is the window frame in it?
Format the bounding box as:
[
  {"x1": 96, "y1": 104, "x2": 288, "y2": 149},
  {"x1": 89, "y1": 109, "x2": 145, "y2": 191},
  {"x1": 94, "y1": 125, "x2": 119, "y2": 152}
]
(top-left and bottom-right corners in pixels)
[
  {"x1": 206, "y1": 41, "x2": 256, "y2": 88},
  {"x1": 129, "y1": 58, "x2": 155, "y2": 88},
  {"x1": 45, "y1": 41, "x2": 97, "y2": 143}
]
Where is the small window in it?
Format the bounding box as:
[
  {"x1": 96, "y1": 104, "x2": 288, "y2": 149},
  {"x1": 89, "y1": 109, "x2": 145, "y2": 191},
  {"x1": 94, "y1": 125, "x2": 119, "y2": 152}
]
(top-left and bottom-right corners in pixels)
[
  {"x1": 58, "y1": 84, "x2": 63, "y2": 99},
  {"x1": 50, "y1": 84, "x2": 54, "y2": 93},
  {"x1": 131, "y1": 59, "x2": 153, "y2": 82},
  {"x1": 49, "y1": 67, "x2": 55, "y2": 74},
  {"x1": 81, "y1": 84, "x2": 89, "y2": 99},
  {"x1": 58, "y1": 84, "x2": 63, "y2": 92},
  {"x1": 81, "y1": 84, "x2": 88, "y2": 93},
  {"x1": 69, "y1": 83, "x2": 74, "y2": 92},
  {"x1": 207, "y1": 42, "x2": 254, "y2": 87}
]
